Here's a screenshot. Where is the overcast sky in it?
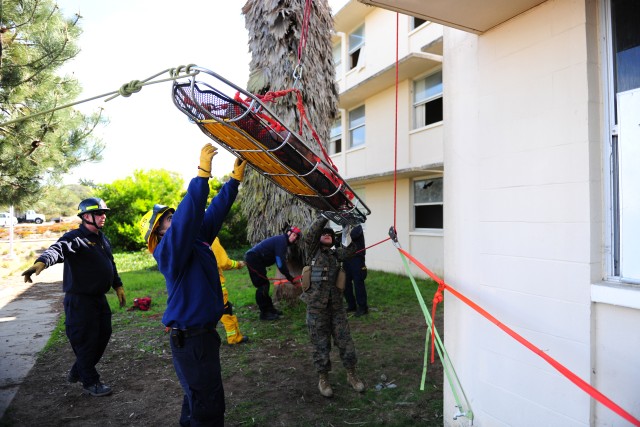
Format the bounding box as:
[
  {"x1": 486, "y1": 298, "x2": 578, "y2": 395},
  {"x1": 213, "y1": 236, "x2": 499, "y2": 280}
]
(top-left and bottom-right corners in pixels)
[{"x1": 56, "y1": 0, "x2": 348, "y2": 186}]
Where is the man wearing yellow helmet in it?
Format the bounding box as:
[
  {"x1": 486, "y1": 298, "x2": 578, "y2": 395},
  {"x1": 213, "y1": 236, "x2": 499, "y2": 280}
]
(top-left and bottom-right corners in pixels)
[
  {"x1": 140, "y1": 144, "x2": 246, "y2": 427},
  {"x1": 139, "y1": 204, "x2": 175, "y2": 254}
]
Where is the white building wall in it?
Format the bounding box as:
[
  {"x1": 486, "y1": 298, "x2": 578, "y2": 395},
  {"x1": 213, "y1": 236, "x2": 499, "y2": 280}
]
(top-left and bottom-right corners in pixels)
[
  {"x1": 592, "y1": 303, "x2": 640, "y2": 425},
  {"x1": 334, "y1": 5, "x2": 446, "y2": 278},
  {"x1": 443, "y1": 0, "x2": 605, "y2": 425},
  {"x1": 342, "y1": 8, "x2": 413, "y2": 89}
]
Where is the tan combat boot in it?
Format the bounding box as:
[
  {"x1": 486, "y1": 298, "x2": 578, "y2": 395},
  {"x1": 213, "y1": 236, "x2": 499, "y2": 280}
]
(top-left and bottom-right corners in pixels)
[
  {"x1": 318, "y1": 372, "x2": 333, "y2": 398},
  {"x1": 347, "y1": 369, "x2": 365, "y2": 392}
]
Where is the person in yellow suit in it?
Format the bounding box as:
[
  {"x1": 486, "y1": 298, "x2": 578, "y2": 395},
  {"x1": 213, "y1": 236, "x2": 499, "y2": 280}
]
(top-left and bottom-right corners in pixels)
[{"x1": 212, "y1": 237, "x2": 249, "y2": 345}]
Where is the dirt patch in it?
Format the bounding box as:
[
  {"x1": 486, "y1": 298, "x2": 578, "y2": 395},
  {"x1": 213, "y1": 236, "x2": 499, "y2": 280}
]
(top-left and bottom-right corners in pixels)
[
  {"x1": 1, "y1": 305, "x2": 444, "y2": 427},
  {"x1": 0, "y1": 234, "x2": 444, "y2": 426},
  {"x1": 0, "y1": 238, "x2": 61, "y2": 279}
]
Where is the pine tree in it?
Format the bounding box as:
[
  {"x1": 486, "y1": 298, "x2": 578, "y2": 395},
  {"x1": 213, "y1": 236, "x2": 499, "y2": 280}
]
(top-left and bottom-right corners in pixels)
[{"x1": 0, "y1": 0, "x2": 104, "y2": 206}]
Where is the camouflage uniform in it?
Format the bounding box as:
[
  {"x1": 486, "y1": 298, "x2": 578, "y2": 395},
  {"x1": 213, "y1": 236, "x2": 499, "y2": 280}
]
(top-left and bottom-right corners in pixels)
[{"x1": 301, "y1": 216, "x2": 357, "y2": 374}]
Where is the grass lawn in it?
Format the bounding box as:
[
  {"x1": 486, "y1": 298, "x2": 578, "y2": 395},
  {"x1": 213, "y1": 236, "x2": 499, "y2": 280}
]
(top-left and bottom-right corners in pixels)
[{"x1": 12, "y1": 248, "x2": 445, "y2": 426}]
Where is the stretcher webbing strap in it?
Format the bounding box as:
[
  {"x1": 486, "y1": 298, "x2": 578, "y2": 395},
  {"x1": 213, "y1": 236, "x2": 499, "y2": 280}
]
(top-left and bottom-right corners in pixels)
[
  {"x1": 396, "y1": 249, "x2": 473, "y2": 422},
  {"x1": 397, "y1": 247, "x2": 640, "y2": 427},
  {"x1": 201, "y1": 123, "x2": 316, "y2": 196},
  {"x1": 235, "y1": 88, "x2": 337, "y2": 171}
]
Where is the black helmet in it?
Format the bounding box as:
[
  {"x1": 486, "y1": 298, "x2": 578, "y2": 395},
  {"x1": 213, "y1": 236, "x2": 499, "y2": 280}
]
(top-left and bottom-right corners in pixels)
[
  {"x1": 321, "y1": 227, "x2": 335, "y2": 245},
  {"x1": 77, "y1": 198, "x2": 110, "y2": 216}
]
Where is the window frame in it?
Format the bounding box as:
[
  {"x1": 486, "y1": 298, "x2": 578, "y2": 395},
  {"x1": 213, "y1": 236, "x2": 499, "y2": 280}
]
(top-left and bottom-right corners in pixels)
[
  {"x1": 413, "y1": 70, "x2": 443, "y2": 129},
  {"x1": 412, "y1": 177, "x2": 443, "y2": 231},
  {"x1": 603, "y1": 0, "x2": 640, "y2": 284},
  {"x1": 410, "y1": 17, "x2": 428, "y2": 30},
  {"x1": 348, "y1": 105, "x2": 366, "y2": 149},
  {"x1": 330, "y1": 116, "x2": 342, "y2": 155},
  {"x1": 348, "y1": 24, "x2": 365, "y2": 70},
  {"x1": 333, "y1": 42, "x2": 343, "y2": 79}
]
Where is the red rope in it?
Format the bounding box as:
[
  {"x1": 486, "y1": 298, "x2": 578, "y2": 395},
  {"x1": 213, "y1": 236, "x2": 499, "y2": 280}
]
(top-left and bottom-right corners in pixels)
[
  {"x1": 297, "y1": 0, "x2": 313, "y2": 65},
  {"x1": 234, "y1": 89, "x2": 338, "y2": 171},
  {"x1": 397, "y1": 247, "x2": 640, "y2": 427},
  {"x1": 393, "y1": 13, "x2": 399, "y2": 230},
  {"x1": 245, "y1": 261, "x2": 302, "y2": 284},
  {"x1": 274, "y1": 277, "x2": 303, "y2": 288},
  {"x1": 362, "y1": 237, "x2": 391, "y2": 253}
]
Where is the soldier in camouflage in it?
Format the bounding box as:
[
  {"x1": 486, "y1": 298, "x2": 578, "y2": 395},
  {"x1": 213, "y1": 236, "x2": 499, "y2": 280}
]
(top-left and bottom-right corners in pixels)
[{"x1": 300, "y1": 214, "x2": 365, "y2": 398}]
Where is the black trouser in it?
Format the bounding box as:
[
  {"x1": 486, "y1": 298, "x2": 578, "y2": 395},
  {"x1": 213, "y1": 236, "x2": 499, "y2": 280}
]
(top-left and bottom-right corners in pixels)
[
  {"x1": 170, "y1": 328, "x2": 225, "y2": 427},
  {"x1": 245, "y1": 251, "x2": 275, "y2": 313},
  {"x1": 344, "y1": 257, "x2": 368, "y2": 310},
  {"x1": 64, "y1": 293, "x2": 112, "y2": 387}
]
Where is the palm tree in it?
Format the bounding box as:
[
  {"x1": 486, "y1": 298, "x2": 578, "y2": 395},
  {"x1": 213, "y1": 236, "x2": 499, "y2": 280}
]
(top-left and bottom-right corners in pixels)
[{"x1": 241, "y1": 0, "x2": 338, "y2": 301}]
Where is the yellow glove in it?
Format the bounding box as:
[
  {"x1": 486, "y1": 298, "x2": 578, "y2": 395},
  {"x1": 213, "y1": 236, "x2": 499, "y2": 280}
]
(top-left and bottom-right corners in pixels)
[
  {"x1": 229, "y1": 158, "x2": 247, "y2": 182},
  {"x1": 115, "y1": 287, "x2": 126, "y2": 308},
  {"x1": 198, "y1": 143, "x2": 218, "y2": 178},
  {"x1": 21, "y1": 261, "x2": 46, "y2": 283}
]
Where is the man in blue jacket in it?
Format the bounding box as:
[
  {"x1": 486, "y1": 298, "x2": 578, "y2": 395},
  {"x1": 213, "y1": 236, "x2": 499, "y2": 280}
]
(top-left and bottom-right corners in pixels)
[
  {"x1": 21, "y1": 197, "x2": 126, "y2": 397},
  {"x1": 140, "y1": 143, "x2": 245, "y2": 427},
  {"x1": 343, "y1": 224, "x2": 368, "y2": 316},
  {"x1": 245, "y1": 225, "x2": 302, "y2": 320}
]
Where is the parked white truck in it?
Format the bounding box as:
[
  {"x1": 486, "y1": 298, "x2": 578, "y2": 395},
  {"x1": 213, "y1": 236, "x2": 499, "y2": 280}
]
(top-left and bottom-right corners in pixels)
[
  {"x1": 0, "y1": 212, "x2": 18, "y2": 227},
  {"x1": 17, "y1": 210, "x2": 46, "y2": 224}
]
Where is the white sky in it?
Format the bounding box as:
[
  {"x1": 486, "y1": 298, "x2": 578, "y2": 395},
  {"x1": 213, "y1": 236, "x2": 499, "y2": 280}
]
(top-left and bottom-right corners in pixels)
[{"x1": 57, "y1": 0, "x2": 348, "y2": 186}]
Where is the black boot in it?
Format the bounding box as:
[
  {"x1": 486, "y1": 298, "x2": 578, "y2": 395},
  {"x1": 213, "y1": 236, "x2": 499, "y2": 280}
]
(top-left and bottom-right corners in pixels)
[
  {"x1": 83, "y1": 382, "x2": 112, "y2": 397},
  {"x1": 260, "y1": 310, "x2": 279, "y2": 321},
  {"x1": 355, "y1": 306, "x2": 368, "y2": 317}
]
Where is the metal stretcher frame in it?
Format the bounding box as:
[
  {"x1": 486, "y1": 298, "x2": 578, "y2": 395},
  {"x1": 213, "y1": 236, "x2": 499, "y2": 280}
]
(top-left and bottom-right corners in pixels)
[{"x1": 171, "y1": 66, "x2": 371, "y2": 225}]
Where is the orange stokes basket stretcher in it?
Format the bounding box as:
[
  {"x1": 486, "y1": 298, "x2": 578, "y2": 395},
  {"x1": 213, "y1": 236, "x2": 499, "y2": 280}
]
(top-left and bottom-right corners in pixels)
[{"x1": 172, "y1": 66, "x2": 370, "y2": 226}]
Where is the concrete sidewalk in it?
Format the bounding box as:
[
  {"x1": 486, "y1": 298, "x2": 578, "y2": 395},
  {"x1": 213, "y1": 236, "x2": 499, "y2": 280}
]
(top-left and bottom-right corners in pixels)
[{"x1": 0, "y1": 264, "x2": 64, "y2": 419}]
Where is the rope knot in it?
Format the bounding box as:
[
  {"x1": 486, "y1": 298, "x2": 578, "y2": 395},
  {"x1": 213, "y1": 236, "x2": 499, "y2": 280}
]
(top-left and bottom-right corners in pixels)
[
  {"x1": 118, "y1": 80, "x2": 143, "y2": 97},
  {"x1": 432, "y1": 289, "x2": 444, "y2": 305}
]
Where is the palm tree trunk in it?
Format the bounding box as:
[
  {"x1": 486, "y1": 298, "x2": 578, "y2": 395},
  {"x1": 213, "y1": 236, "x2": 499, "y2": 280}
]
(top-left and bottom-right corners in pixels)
[{"x1": 241, "y1": 0, "x2": 338, "y2": 303}]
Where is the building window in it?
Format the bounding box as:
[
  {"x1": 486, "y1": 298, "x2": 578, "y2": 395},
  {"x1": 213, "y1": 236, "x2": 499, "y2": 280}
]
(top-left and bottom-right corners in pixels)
[
  {"x1": 348, "y1": 25, "x2": 364, "y2": 70},
  {"x1": 414, "y1": 71, "x2": 443, "y2": 128},
  {"x1": 330, "y1": 116, "x2": 342, "y2": 154},
  {"x1": 348, "y1": 105, "x2": 365, "y2": 149},
  {"x1": 411, "y1": 17, "x2": 427, "y2": 30},
  {"x1": 413, "y1": 177, "x2": 443, "y2": 229},
  {"x1": 333, "y1": 42, "x2": 342, "y2": 78},
  {"x1": 607, "y1": 0, "x2": 640, "y2": 282}
]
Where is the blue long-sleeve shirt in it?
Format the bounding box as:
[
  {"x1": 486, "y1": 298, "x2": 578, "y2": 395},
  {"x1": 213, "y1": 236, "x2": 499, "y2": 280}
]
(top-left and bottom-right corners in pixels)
[
  {"x1": 247, "y1": 234, "x2": 293, "y2": 280},
  {"x1": 349, "y1": 225, "x2": 366, "y2": 259},
  {"x1": 156, "y1": 176, "x2": 239, "y2": 329},
  {"x1": 36, "y1": 224, "x2": 122, "y2": 295}
]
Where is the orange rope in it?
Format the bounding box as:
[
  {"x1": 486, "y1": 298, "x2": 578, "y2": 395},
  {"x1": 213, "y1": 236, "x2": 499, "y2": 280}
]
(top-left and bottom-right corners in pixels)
[{"x1": 398, "y1": 247, "x2": 640, "y2": 427}]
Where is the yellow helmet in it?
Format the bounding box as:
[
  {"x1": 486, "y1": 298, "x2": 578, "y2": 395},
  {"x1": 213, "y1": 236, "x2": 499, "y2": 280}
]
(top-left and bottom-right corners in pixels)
[{"x1": 140, "y1": 204, "x2": 174, "y2": 253}]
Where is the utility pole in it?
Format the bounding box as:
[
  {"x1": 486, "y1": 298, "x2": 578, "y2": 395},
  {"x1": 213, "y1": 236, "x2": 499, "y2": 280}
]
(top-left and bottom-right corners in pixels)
[{"x1": 6, "y1": 206, "x2": 16, "y2": 260}]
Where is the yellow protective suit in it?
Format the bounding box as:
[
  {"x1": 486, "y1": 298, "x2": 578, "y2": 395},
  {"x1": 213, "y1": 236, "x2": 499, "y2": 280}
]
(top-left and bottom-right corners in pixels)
[{"x1": 212, "y1": 237, "x2": 246, "y2": 344}]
